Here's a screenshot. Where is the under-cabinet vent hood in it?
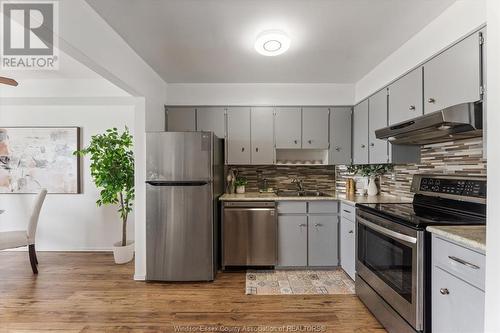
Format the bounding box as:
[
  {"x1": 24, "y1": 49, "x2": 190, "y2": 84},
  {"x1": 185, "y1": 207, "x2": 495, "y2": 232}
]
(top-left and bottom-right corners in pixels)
[{"x1": 376, "y1": 102, "x2": 483, "y2": 145}]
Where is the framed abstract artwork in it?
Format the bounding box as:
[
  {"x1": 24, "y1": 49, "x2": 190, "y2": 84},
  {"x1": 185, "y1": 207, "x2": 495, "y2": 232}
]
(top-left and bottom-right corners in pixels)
[{"x1": 0, "y1": 127, "x2": 81, "y2": 193}]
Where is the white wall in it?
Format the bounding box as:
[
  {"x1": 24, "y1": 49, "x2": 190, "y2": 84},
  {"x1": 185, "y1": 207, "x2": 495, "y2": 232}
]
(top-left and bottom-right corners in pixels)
[
  {"x1": 166, "y1": 83, "x2": 354, "y2": 106},
  {"x1": 0, "y1": 97, "x2": 136, "y2": 251},
  {"x1": 484, "y1": 0, "x2": 500, "y2": 331},
  {"x1": 355, "y1": 0, "x2": 487, "y2": 102},
  {"x1": 45, "y1": 0, "x2": 170, "y2": 279}
]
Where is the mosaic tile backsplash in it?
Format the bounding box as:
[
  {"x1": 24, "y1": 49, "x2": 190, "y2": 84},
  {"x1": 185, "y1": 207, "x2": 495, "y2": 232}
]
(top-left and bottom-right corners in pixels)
[
  {"x1": 226, "y1": 165, "x2": 336, "y2": 192},
  {"x1": 336, "y1": 138, "x2": 487, "y2": 199},
  {"x1": 226, "y1": 138, "x2": 486, "y2": 198}
]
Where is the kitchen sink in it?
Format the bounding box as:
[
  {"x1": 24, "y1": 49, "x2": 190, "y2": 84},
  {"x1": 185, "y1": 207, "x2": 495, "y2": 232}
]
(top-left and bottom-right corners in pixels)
[{"x1": 275, "y1": 190, "x2": 332, "y2": 197}]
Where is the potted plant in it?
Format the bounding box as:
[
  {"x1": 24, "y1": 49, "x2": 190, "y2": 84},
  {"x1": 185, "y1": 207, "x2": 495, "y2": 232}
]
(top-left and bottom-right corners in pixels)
[
  {"x1": 74, "y1": 127, "x2": 135, "y2": 264},
  {"x1": 346, "y1": 164, "x2": 393, "y2": 196},
  {"x1": 235, "y1": 177, "x2": 248, "y2": 194}
]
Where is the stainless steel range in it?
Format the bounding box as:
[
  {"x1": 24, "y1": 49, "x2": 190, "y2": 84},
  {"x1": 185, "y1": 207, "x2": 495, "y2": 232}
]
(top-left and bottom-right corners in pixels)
[{"x1": 355, "y1": 174, "x2": 486, "y2": 333}]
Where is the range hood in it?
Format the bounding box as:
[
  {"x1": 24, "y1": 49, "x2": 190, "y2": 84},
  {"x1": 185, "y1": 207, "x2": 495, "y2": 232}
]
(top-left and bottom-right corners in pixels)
[{"x1": 376, "y1": 102, "x2": 483, "y2": 145}]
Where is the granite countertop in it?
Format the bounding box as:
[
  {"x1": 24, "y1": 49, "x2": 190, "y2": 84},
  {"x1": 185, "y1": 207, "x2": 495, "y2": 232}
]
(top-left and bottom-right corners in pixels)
[
  {"x1": 219, "y1": 191, "x2": 412, "y2": 204},
  {"x1": 427, "y1": 225, "x2": 486, "y2": 253}
]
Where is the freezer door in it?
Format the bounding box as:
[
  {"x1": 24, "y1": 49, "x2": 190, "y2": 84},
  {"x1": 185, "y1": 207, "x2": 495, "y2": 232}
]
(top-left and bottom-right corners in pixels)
[
  {"x1": 146, "y1": 132, "x2": 212, "y2": 181},
  {"x1": 146, "y1": 182, "x2": 213, "y2": 281}
]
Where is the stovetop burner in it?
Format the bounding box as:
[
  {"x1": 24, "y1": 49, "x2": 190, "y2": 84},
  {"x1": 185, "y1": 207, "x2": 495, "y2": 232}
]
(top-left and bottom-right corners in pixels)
[
  {"x1": 358, "y1": 202, "x2": 486, "y2": 229},
  {"x1": 356, "y1": 174, "x2": 487, "y2": 229}
]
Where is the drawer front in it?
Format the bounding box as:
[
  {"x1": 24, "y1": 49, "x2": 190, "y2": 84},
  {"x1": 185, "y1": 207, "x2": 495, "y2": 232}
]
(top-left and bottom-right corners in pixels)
[
  {"x1": 277, "y1": 201, "x2": 307, "y2": 214},
  {"x1": 308, "y1": 201, "x2": 339, "y2": 214},
  {"x1": 341, "y1": 203, "x2": 356, "y2": 221},
  {"x1": 432, "y1": 235, "x2": 485, "y2": 290}
]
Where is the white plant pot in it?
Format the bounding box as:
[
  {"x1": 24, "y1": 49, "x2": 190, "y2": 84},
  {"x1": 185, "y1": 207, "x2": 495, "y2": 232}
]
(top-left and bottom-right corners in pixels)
[
  {"x1": 236, "y1": 185, "x2": 246, "y2": 194},
  {"x1": 113, "y1": 240, "x2": 135, "y2": 264},
  {"x1": 367, "y1": 176, "x2": 379, "y2": 196}
]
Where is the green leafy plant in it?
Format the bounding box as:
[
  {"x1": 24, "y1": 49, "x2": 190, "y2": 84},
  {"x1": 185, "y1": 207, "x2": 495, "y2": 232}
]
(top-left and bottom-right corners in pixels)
[
  {"x1": 235, "y1": 177, "x2": 248, "y2": 187},
  {"x1": 74, "y1": 127, "x2": 134, "y2": 247},
  {"x1": 346, "y1": 164, "x2": 394, "y2": 177}
]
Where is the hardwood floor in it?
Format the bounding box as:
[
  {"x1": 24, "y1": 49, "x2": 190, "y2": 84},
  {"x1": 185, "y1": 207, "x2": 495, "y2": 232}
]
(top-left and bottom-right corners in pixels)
[{"x1": 0, "y1": 252, "x2": 385, "y2": 333}]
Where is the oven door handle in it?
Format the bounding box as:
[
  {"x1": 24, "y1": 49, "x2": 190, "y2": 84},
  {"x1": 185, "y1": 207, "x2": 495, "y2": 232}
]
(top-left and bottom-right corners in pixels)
[{"x1": 357, "y1": 216, "x2": 417, "y2": 244}]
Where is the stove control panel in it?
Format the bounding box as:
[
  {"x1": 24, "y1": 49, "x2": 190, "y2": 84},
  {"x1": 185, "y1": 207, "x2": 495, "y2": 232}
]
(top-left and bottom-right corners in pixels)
[{"x1": 419, "y1": 177, "x2": 486, "y2": 198}]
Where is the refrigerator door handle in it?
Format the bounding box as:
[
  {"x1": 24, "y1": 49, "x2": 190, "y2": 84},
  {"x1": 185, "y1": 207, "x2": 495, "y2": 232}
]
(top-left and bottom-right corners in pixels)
[{"x1": 146, "y1": 180, "x2": 210, "y2": 186}]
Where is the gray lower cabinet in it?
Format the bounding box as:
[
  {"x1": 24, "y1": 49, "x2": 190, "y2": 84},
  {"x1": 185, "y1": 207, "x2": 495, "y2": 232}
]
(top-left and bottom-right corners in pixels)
[
  {"x1": 302, "y1": 107, "x2": 330, "y2": 149},
  {"x1": 277, "y1": 201, "x2": 339, "y2": 267},
  {"x1": 278, "y1": 215, "x2": 308, "y2": 266},
  {"x1": 308, "y1": 215, "x2": 339, "y2": 266},
  {"x1": 275, "y1": 107, "x2": 302, "y2": 149},
  {"x1": 340, "y1": 215, "x2": 355, "y2": 280},
  {"x1": 353, "y1": 100, "x2": 369, "y2": 164},
  {"x1": 196, "y1": 107, "x2": 226, "y2": 138},
  {"x1": 329, "y1": 107, "x2": 352, "y2": 165},
  {"x1": 431, "y1": 234, "x2": 485, "y2": 333},
  {"x1": 166, "y1": 106, "x2": 196, "y2": 131},
  {"x1": 226, "y1": 107, "x2": 251, "y2": 164},
  {"x1": 251, "y1": 107, "x2": 274, "y2": 164},
  {"x1": 388, "y1": 67, "x2": 423, "y2": 125},
  {"x1": 424, "y1": 31, "x2": 483, "y2": 114},
  {"x1": 368, "y1": 89, "x2": 388, "y2": 164}
]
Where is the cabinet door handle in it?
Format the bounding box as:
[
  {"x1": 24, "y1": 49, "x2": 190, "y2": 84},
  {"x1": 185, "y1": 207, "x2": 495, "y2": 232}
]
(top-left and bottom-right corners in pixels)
[
  {"x1": 241, "y1": 147, "x2": 245, "y2": 152},
  {"x1": 335, "y1": 146, "x2": 341, "y2": 152},
  {"x1": 409, "y1": 105, "x2": 416, "y2": 111},
  {"x1": 361, "y1": 144, "x2": 366, "y2": 148},
  {"x1": 348, "y1": 230, "x2": 354, "y2": 234},
  {"x1": 448, "y1": 256, "x2": 480, "y2": 270},
  {"x1": 370, "y1": 143, "x2": 375, "y2": 147},
  {"x1": 314, "y1": 223, "x2": 323, "y2": 227},
  {"x1": 294, "y1": 140, "x2": 298, "y2": 145},
  {"x1": 255, "y1": 147, "x2": 259, "y2": 152},
  {"x1": 308, "y1": 140, "x2": 313, "y2": 144},
  {"x1": 440, "y1": 288, "x2": 450, "y2": 295},
  {"x1": 427, "y1": 98, "x2": 436, "y2": 104},
  {"x1": 298, "y1": 224, "x2": 307, "y2": 227},
  {"x1": 343, "y1": 209, "x2": 351, "y2": 213}
]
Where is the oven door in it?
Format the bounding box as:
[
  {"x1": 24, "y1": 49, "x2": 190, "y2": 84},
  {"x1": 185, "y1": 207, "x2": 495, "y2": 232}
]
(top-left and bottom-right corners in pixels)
[{"x1": 356, "y1": 210, "x2": 424, "y2": 331}]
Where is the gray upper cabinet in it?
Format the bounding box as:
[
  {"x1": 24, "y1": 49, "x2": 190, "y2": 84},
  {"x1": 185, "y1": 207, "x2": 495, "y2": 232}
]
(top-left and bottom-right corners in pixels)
[
  {"x1": 226, "y1": 107, "x2": 251, "y2": 165},
  {"x1": 388, "y1": 68, "x2": 423, "y2": 125},
  {"x1": 196, "y1": 107, "x2": 226, "y2": 138},
  {"x1": 251, "y1": 107, "x2": 274, "y2": 164},
  {"x1": 302, "y1": 107, "x2": 330, "y2": 149},
  {"x1": 308, "y1": 215, "x2": 339, "y2": 266},
  {"x1": 424, "y1": 31, "x2": 482, "y2": 114},
  {"x1": 329, "y1": 107, "x2": 352, "y2": 165},
  {"x1": 166, "y1": 107, "x2": 196, "y2": 131},
  {"x1": 352, "y1": 100, "x2": 369, "y2": 164},
  {"x1": 369, "y1": 89, "x2": 389, "y2": 164},
  {"x1": 275, "y1": 107, "x2": 302, "y2": 149}
]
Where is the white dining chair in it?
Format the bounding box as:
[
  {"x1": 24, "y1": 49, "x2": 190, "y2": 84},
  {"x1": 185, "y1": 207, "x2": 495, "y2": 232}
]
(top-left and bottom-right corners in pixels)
[{"x1": 0, "y1": 189, "x2": 47, "y2": 274}]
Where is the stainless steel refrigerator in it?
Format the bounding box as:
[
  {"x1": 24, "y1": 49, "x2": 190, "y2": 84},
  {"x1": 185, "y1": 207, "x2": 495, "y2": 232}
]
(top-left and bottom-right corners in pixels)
[{"x1": 145, "y1": 132, "x2": 224, "y2": 281}]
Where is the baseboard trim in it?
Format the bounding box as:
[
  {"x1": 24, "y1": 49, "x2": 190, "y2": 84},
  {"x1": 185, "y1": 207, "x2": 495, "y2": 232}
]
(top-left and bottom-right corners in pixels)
[{"x1": 134, "y1": 274, "x2": 146, "y2": 281}]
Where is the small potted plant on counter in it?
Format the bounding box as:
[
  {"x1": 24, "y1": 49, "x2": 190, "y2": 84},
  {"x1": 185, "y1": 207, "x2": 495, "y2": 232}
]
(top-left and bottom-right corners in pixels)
[
  {"x1": 74, "y1": 127, "x2": 135, "y2": 264},
  {"x1": 235, "y1": 177, "x2": 248, "y2": 194},
  {"x1": 347, "y1": 164, "x2": 394, "y2": 196}
]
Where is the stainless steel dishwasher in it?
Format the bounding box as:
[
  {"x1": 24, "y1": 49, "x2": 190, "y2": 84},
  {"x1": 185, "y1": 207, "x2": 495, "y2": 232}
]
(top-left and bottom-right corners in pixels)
[{"x1": 222, "y1": 201, "x2": 277, "y2": 268}]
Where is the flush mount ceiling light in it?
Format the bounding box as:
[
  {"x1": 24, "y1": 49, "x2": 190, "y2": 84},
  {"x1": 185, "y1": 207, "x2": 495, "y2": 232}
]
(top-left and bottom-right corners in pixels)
[{"x1": 254, "y1": 30, "x2": 290, "y2": 56}]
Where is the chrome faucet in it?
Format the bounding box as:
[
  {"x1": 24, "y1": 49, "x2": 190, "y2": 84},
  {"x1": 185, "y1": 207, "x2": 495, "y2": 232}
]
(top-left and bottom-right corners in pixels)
[{"x1": 291, "y1": 178, "x2": 304, "y2": 191}]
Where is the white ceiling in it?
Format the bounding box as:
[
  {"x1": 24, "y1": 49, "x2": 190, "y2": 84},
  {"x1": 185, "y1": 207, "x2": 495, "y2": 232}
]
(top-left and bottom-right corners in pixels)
[{"x1": 86, "y1": 0, "x2": 456, "y2": 84}]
